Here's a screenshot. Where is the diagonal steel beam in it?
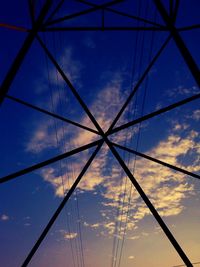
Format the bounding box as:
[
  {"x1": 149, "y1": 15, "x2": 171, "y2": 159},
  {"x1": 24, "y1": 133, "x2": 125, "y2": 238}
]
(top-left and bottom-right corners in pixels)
[
  {"x1": 44, "y1": 0, "x2": 123, "y2": 27},
  {"x1": 36, "y1": 35, "x2": 104, "y2": 135},
  {"x1": 0, "y1": 139, "x2": 101, "y2": 184},
  {"x1": 178, "y1": 24, "x2": 200, "y2": 31},
  {"x1": 0, "y1": 0, "x2": 51, "y2": 106},
  {"x1": 21, "y1": 141, "x2": 103, "y2": 267},
  {"x1": 28, "y1": 0, "x2": 35, "y2": 25},
  {"x1": 45, "y1": 0, "x2": 65, "y2": 24},
  {"x1": 110, "y1": 93, "x2": 200, "y2": 135},
  {"x1": 112, "y1": 142, "x2": 200, "y2": 180},
  {"x1": 173, "y1": 261, "x2": 200, "y2": 267},
  {"x1": 37, "y1": 29, "x2": 194, "y2": 266},
  {"x1": 0, "y1": 23, "x2": 28, "y2": 32},
  {"x1": 154, "y1": 0, "x2": 200, "y2": 87},
  {"x1": 42, "y1": 26, "x2": 168, "y2": 32},
  {"x1": 169, "y1": 0, "x2": 174, "y2": 18},
  {"x1": 169, "y1": 0, "x2": 180, "y2": 23},
  {"x1": 106, "y1": 35, "x2": 171, "y2": 134},
  {"x1": 77, "y1": 0, "x2": 165, "y2": 28},
  {"x1": 6, "y1": 94, "x2": 99, "y2": 135},
  {"x1": 105, "y1": 139, "x2": 193, "y2": 267},
  {"x1": 172, "y1": 0, "x2": 180, "y2": 23}
]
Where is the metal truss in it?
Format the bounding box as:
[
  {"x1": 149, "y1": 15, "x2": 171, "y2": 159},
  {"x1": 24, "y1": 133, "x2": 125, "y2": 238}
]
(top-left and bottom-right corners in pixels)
[{"x1": 0, "y1": 1, "x2": 199, "y2": 266}]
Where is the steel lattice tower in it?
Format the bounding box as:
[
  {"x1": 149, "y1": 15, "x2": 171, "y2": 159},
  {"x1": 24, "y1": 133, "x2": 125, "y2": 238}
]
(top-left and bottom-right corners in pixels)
[{"x1": 0, "y1": 1, "x2": 199, "y2": 266}]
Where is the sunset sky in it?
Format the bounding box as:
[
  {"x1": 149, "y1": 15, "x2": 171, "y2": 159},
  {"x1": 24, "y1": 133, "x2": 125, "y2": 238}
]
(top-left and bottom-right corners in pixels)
[{"x1": 0, "y1": 1, "x2": 200, "y2": 267}]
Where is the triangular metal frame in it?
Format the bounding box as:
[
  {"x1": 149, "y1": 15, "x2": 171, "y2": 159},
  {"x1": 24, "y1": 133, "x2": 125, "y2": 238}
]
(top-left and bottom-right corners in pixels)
[{"x1": 0, "y1": 1, "x2": 199, "y2": 266}]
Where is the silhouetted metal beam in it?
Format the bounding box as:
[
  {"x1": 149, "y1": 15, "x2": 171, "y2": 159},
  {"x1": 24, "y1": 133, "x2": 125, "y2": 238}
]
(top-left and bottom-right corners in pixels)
[
  {"x1": 37, "y1": 35, "x2": 104, "y2": 135},
  {"x1": 112, "y1": 142, "x2": 200, "y2": 180},
  {"x1": 0, "y1": 139, "x2": 101, "y2": 184},
  {"x1": 110, "y1": 93, "x2": 200, "y2": 135},
  {"x1": 172, "y1": 0, "x2": 180, "y2": 22},
  {"x1": 105, "y1": 139, "x2": 192, "y2": 267},
  {"x1": 154, "y1": 0, "x2": 200, "y2": 87},
  {"x1": 173, "y1": 261, "x2": 200, "y2": 267},
  {"x1": 178, "y1": 24, "x2": 200, "y2": 31},
  {"x1": 21, "y1": 141, "x2": 103, "y2": 267},
  {"x1": 28, "y1": 0, "x2": 35, "y2": 25},
  {"x1": 0, "y1": 0, "x2": 51, "y2": 106},
  {"x1": 0, "y1": 23, "x2": 28, "y2": 32},
  {"x1": 169, "y1": 0, "x2": 174, "y2": 18},
  {"x1": 6, "y1": 94, "x2": 99, "y2": 135},
  {"x1": 106, "y1": 35, "x2": 171, "y2": 133},
  {"x1": 44, "y1": 0, "x2": 123, "y2": 27},
  {"x1": 42, "y1": 26, "x2": 168, "y2": 31},
  {"x1": 77, "y1": 0, "x2": 165, "y2": 28},
  {"x1": 45, "y1": 0, "x2": 64, "y2": 23},
  {"x1": 169, "y1": 0, "x2": 180, "y2": 23}
]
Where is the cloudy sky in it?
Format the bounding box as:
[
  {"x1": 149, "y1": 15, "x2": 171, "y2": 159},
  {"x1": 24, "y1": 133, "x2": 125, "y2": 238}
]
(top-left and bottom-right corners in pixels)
[{"x1": 0, "y1": 1, "x2": 200, "y2": 267}]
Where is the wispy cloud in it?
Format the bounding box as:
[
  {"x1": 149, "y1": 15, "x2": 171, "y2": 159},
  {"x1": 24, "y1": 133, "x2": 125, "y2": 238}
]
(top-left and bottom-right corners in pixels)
[
  {"x1": 26, "y1": 62, "x2": 199, "y2": 240},
  {"x1": 26, "y1": 46, "x2": 84, "y2": 153},
  {"x1": 37, "y1": 78, "x2": 129, "y2": 196},
  {"x1": 166, "y1": 85, "x2": 199, "y2": 98},
  {"x1": 1, "y1": 214, "x2": 9, "y2": 221},
  {"x1": 64, "y1": 232, "x2": 78, "y2": 240},
  {"x1": 50, "y1": 47, "x2": 83, "y2": 86},
  {"x1": 190, "y1": 109, "x2": 200, "y2": 121},
  {"x1": 79, "y1": 119, "x2": 199, "y2": 237}
]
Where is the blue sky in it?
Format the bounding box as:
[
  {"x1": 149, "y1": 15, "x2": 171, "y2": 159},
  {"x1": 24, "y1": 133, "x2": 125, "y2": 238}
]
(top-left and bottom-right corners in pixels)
[{"x1": 0, "y1": 1, "x2": 200, "y2": 267}]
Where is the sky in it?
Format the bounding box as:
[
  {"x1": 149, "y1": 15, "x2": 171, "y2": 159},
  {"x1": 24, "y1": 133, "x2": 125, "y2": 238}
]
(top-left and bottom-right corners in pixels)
[{"x1": 0, "y1": 0, "x2": 200, "y2": 267}]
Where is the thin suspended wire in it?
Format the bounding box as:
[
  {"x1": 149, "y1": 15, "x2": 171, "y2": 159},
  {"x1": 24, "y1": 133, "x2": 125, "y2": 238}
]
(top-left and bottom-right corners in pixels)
[
  {"x1": 116, "y1": 1, "x2": 148, "y2": 266},
  {"x1": 52, "y1": 29, "x2": 85, "y2": 267},
  {"x1": 53, "y1": 27, "x2": 86, "y2": 267},
  {"x1": 111, "y1": 1, "x2": 143, "y2": 266},
  {"x1": 110, "y1": 29, "x2": 138, "y2": 267},
  {"x1": 44, "y1": 33, "x2": 71, "y2": 265},
  {"x1": 52, "y1": 30, "x2": 80, "y2": 267},
  {"x1": 43, "y1": 31, "x2": 77, "y2": 267},
  {"x1": 112, "y1": 1, "x2": 157, "y2": 265},
  {"x1": 117, "y1": 4, "x2": 157, "y2": 266},
  {"x1": 69, "y1": 142, "x2": 84, "y2": 267},
  {"x1": 110, "y1": 33, "x2": 137, "y2": 267},
  {"x1": 69, "y1": 153, "x2": 82, "y2": 267},
  {"x1": 110, "y1": 168, "x2": 124, "y2": 267},
  {"x1": 76, "y1": 193, "x2": 85, "y2": 267}
]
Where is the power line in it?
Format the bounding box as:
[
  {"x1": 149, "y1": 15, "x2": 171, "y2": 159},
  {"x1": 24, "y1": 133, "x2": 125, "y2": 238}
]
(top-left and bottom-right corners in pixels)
[{"x1": 0, "y1": 1, "x2": 199, "y2": 266}]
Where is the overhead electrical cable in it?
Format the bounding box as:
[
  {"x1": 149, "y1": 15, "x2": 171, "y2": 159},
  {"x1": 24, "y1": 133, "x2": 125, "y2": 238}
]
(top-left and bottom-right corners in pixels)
[
  {"x1": 53, "y1": 28, "x2": 86, "y2": 267},
  {"x1": 43, "y1": 31, "x2": 77, "y2": 267},
  {"x1": 117, "y1": 3, "x2": 149, "y2": 267},
  {"x1": 53, "y1": 27, "x2": 85, "y2": 267},
  {"x1": 111, "y1": 1, "x2": 144, "y2": 266},
  {"x1": 116, "y1": 1, "x2": 152, "y2": 265},
  {"x1": 117, "y1": 4, "x2": 157, "y2": 266}
]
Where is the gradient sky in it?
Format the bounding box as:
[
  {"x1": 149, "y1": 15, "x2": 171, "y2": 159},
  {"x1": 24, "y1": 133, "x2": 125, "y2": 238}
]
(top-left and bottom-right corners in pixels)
[{"x1": 0, "y1": 1, "x2": 200, "y2": 267}]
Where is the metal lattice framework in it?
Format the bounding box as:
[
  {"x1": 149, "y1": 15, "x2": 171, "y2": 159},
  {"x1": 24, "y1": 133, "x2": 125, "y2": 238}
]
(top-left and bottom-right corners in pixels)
[{"x1": 0, "y1": 1, "x2": 199, "y2": 266}]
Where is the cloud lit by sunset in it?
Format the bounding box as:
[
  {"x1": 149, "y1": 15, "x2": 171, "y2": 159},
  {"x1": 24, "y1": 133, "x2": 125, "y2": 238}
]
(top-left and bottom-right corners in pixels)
[{"x1": 0, "y1": 1, "x2": 199, "y2": 267}]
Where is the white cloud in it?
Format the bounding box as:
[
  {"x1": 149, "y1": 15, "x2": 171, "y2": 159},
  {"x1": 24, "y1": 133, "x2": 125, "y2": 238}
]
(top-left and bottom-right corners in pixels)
[
  {"x1": 1, "y1": 214, "x2": 9, "y2": 221},
  {"x1": 166, "y1": 85, "x2": 199, "y2": 98},
  {"x1": 24, "y1": 223, "x2": 31, "y2": 227},
  {"x1": 29, "y1": 115, "x2": 199, "y2": 237},
  {"x1": 128, "y1": 235, "x2": 140, "y2": 240},
  {"x1": 84, "y1": 124, "x2": 198, "y2": 236},
  {"x1": 64, "y1": 232, "x2": 78, "y2": 240},
  {"x1": 26, "y1": 71, "x2": 199, "y2": 240},
  {"x1": 191, "y1": 109, "x2": 200, "y2": 121},
  {"x1": 50, "y1": 47, "x2": 82, "y2": 86},
  {"x1": 26, "y1": 119, "x2": 57, "y2": 153}
]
